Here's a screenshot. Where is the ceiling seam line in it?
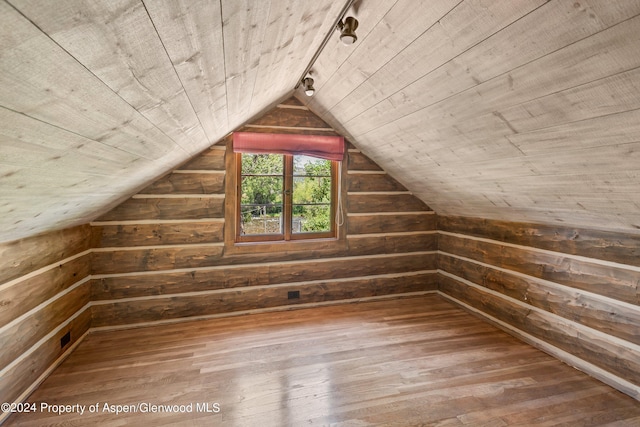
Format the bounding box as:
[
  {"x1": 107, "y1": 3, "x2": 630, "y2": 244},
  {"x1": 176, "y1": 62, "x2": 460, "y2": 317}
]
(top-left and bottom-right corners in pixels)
[
  {"x1": 359, "y1": 59, "x2": 640, "y2": 142},
  {"x1": 343, "y1": 0, "x2": 555, "y2": 129},
  {"x1": 353, "y1": 9, "x2": 640, "y2": 139},
  {"x1": 247, "y1": 0, "x2": 274, "y2": 117},
  {"x1": 346, "y1": 0, "x2": 554, "y2": 134},
  {"x1": 140, "y1": 0, "x2": 213, "y2": 146},
  {"x1": 506, "y1": 104, "x2": 640, "y2": 139},
  {"x1": 318, "y1": 0, "x2": 465, "y2": 118},
  {"x1": 218, "y1": 0, "x2": 231, "y2": 131},
  {"x1": 0, "y1": 105, "x2": 161, "y2": 163},
  {"x1": 3, "y1": 0, "x2": 189, "y2": 157},
  {"x1": 495, "y1": 63, "x2": 640, "y2": 116}
]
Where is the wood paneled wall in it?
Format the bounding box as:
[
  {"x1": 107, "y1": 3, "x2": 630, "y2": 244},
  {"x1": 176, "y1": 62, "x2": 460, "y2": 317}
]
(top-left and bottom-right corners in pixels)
[
  {"x1": 90, "y1": 98, "x2": 437, "y2": 328},
  {"x1": 0, "y1": 225, "x2": 94, "y2": 415},
  {"x1": 437, "y1": 215, "x2": 640, "y2": 400}
]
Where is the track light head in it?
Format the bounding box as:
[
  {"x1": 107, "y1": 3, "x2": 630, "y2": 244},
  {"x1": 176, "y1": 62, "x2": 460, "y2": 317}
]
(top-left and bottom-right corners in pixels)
[
  {"x1": 302, "y1": 77, "x2": 315, "y2": 96},
  {"x1": 337, "y1": 16, "x2": 358, "y2": 45}
]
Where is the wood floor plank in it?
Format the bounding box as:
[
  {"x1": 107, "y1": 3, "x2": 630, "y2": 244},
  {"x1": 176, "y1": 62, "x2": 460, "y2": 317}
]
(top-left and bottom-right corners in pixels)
[{"x1": 4, "y1": 295, "x2": 639, "y2": 426}]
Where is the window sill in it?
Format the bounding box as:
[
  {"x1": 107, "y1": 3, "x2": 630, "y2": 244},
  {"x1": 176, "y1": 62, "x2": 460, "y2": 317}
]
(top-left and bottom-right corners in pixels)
[{"x1": 224, "y1": 236, "x2": 347, "y2": 256}]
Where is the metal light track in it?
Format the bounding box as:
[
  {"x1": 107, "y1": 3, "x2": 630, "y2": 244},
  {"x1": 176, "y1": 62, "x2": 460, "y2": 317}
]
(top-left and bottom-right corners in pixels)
[{"x1": 294, "y1": 0, "x2": 357, "y2": 89}]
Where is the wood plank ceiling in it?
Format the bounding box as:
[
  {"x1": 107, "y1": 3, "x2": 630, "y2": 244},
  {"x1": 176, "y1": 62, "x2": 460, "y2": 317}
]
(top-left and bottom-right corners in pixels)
[
  {"x1": 1, "y1": 0, "x2": 640, "y2": 243},
  {"x1": 306, "y1": 0, "x2": 640, "y2": 233},
  {"x1": 0, "y1": 0, "x2": 344, "y2": 243}
]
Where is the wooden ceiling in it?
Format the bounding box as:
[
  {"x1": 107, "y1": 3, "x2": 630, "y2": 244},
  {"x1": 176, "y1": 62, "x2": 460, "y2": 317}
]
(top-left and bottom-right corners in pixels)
[
  {"x1": 305, "y1": 0, "x2": 640, "y2": 234},
  {"x1": 1, "y1": 0, "x2": 640, "y2": 243}
]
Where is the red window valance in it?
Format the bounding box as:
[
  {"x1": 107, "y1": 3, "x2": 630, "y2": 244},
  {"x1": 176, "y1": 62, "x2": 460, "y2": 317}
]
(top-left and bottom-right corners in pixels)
[{"x1": 233, "y1": 132, "x2": 344, "y2": 161}]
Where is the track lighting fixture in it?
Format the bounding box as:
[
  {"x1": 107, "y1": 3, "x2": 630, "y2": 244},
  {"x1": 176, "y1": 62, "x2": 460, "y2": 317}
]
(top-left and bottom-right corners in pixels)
[
  {"x1": 337, "y1": 16, "x2": 358, "y2": 45},
  {"x1": 302, "y1": 77, "x2": 315, "y2": 96},
  {"x1": 294, "y1": 1, "x2": 359, "y2": 94}
]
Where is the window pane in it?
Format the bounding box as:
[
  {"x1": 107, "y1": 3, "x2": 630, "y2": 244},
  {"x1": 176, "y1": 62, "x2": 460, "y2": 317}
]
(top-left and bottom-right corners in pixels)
[
  {"x1": 240, "y1": 204, "x2": 283, "y2": 235},
  {"x1": 291, "y1": 155, "x2": 333, "y2": 234},
  {"x1": 292, "y1": 204, "x2": 331, "y2": 233},
  {"x1": 240, "y1": 164, "x2": 283, "y2": 235},
  {"x1": 293, "y1": 155, "x2": 331, "y2": 176},
  {"x1": 237, "y1": 152, "x2": 335, "y2": 240},
  {"x1": 293, "y1": 176, "x2": 332, "y2": 204},
  {"x1": 240, "y1": 175, "x2": 283, "y2": 206},
  {"x1": 242, "y1": 153, "x2": 283, "y2": 175}
]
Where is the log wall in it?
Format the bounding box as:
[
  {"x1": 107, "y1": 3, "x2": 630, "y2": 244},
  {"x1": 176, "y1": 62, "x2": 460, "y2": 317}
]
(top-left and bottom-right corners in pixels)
[
  {"x1": 437, "y1": 215, "x2": 640, "y2": 400},
  {"x1": 10, "y1": 93, "x2": 637, "y2": 413},
  {"x1": 90, "y1": 98, "x2": 437, "y2": 328},
  {"x1": 0, "y1": 225, "x2": 94, "y2": 410}
]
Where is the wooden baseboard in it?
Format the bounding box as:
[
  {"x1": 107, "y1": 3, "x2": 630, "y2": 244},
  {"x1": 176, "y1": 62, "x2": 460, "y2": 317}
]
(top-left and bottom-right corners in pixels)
[
  {"x1": 437, "y1": 290, "x2": 640, "y2": 402},
  {"x1": 89, "y1": 290, "x2": 438, "y2": 332},
  {"x1": 1, "y1": 290, "x2": 439, "y2": 425},
  {"x1": 0, "y1": 326, "x2": 90, "y2": 426}
]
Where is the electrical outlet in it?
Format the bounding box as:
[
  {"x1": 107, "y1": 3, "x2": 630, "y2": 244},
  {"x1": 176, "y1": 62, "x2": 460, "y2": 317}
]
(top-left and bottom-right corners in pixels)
[
  {"x1": 60, "y1": 331, "x2": 71, "y2": 348},
  {"x1": 288, "y1": 290, "x2": 300, "y2": 299}
]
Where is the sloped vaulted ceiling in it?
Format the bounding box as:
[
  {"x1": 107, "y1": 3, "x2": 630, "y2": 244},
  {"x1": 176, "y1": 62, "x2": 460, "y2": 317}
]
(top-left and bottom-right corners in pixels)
[
  {"x1": 2, "y1": 0, "x2": 640, "y2": 243},
  {"x1": 305, "y1": 0, "x2": 640, "y2": 234},
  {"x1": 0, "y1": 0, "x2": 346, "y2": 243}
]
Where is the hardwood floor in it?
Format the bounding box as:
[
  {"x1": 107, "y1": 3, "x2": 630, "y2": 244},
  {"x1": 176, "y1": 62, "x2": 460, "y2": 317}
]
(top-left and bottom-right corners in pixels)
[{"x1": 4, "y1": 295, "x2": 640, "y2": 426}]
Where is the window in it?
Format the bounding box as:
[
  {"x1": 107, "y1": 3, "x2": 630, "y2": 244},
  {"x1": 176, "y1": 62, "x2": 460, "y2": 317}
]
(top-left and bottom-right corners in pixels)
[{"x1": 236, "y1": 152, "x2": 337, "y2": 242}]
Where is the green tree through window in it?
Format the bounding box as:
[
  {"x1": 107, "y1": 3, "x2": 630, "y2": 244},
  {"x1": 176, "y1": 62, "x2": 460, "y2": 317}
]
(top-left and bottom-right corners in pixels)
[
  {"x1": 293, "y1": 155, "x2": 332, "y2": 233},
  {"x1": 237, "y1": 153, "x2": 336, "y2": 242}
]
